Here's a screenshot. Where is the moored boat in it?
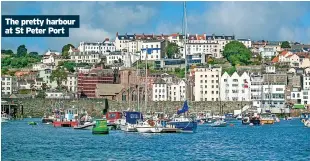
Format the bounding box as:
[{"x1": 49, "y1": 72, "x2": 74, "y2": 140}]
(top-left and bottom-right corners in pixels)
[
  {"x1": 211, "y1": 120, "x2": 227, "y2": 127},
  {"x1": 53, "y1": 108, "x2": 78, "y2": 127},
  {"x1": 1, "y1": 113, "x2": 10, "y2": 123},
  {"x1": 136, "y1": 119, "x2": 163, "y2": 133},
  {"x1": 120, "y1": 111, "x2": 143, "y2": 132},
  {"x1": 74, "y1": 121, "x2": 95, "y2": 130},
  {"x1": 92, "y1": 119, "x2": 109, "y2": 134},
  {"x1": 28, "y1": 121, "x2": 37, "y2": 125},
  {"x1": 260, "y1": 114, "x2": 275, "y2": 124},
  {"x1": 168, "y1": 100, "x2": 197, "y2": 133}
]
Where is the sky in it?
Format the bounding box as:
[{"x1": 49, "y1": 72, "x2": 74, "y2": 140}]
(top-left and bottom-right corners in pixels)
[{"x1": 1, "y1": 1, "x2": 310, "y2": 54}]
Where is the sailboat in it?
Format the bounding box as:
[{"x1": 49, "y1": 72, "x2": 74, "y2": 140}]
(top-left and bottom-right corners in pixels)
[{"x1": 168, "y1": 100, "x2": 197, "y2": 132}]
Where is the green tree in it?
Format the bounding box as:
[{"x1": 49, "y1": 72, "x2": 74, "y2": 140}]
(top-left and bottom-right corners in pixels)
[
  {"x1": 165, "y1": 42, "x2": 179, "y2": 58},
  {"x1": 223, "y1": 41, "x2": 252, "y2": 66},
  {"x1": 281, "y1": 41, "x2": 291, "y2": 48},
  {"x1": 29, "y1": 52, "x2": 39, "y2": 57},
  {"x1": 62, "y1": 44, "x2": 75, "y2": 59},
  {"x1": 50, "y1": 67, "x2": 68, "y2": 88},
  {"x1": 17, "y1": 45, "x2": 27, "y2": 57},
  {"x1": 223, "y1": 66, "x2": 236, "y2": 75},
  {"x1": 1, "y1": 49, "x2": 14, "y2": 55},
  {"x1": 1, "y1": 67, "x2": 9, "y2": 75},
  {"x1": 63, "y1": 61, "x2": 76, "y2": 73}
]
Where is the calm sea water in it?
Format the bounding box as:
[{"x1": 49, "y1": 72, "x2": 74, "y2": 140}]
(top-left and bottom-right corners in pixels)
[{"x1": 2, "y1": 118, "x2": 310, "y2": 161}]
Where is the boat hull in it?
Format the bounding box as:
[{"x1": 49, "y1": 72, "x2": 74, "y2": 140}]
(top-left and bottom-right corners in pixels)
[
  {"x1": 250, "y1": 119, "x2": 261, "y2": 125},
  {"x1": 74, "y1": 123, "x2": 95, "y2": 130},
  {"x1": 168, "y1": 121, "x2": 197, "y2": 132},
  {"x1": 120, "y1": 125, "x2": 137, "y2": 132},
  {"x1": 42, "y1": 118, "x2": 54, "y2": 124},
  {"x1": 92, "y1": 129, "x2": 109, "y2": 134},
  {"x1": 53, "y1": 121, "x2": 78, "y2": 127},
  {"x1": 136, "y1": 127, "x2": 163, "y2": 133},
  {"x1": 261, "y1": 120, "x2": 274, "y2": 124}
]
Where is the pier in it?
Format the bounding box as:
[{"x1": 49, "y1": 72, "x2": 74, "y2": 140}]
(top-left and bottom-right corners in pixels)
[{"x1": 1, "y1": 100, "x2": 24, "y2": 119}]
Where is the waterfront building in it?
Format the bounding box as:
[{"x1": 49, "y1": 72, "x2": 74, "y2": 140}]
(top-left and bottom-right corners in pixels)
[
  {"x1": 290, "y1": 88, "x2": 310, "y2": 105},
  {"x1": 152, "y1": 78, "x2": 168, "y2": 101},
  {"x1": 303, "y1": 73, "x2": 310, "y2": 90},
  {"x1": 250, "y1": 73, "x2": 263, "y2": 108},
  {"x1": 77, "y1": 68, "x2": 118, "y2": 98},
  {"x1": 220, "y1": 72, "x2": 251, "y2": 101},
  {"x1": 76, "y1": 40, "x2": 116, "y2": 53},
  {"x1": 168, "y1": 79, "x2": 186, "y2": 101},
  {"x1": 141, "y1": 40, "x2": 166, "y2": 60},
  {"x1": 194, "y1": 66, "x2": 222, "y2": 101}
]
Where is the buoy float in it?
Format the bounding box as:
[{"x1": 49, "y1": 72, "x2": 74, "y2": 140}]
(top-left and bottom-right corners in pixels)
[{"x1": 230, "y1": 124, "x2": 234, "y2": 127}]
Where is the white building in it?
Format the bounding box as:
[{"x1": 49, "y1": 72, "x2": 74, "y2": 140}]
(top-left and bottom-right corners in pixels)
[
  {"x1": 259, "y1": 46, "x2": 277, "y2": 58},
  {"x1": 303, "y1": 74, "x2": 310, "y2": 90},
  {"x1": 182, "y1": 43, "x2": 221, "y2": 58},
  {"x1": 114, "y1": 33, "x2": 136, "y2": 52},
  {"x1": 38, "y1": 69, "x2": 58, "y2": 89},
  {"x1": 141, "y1": 40, "x2": 166, "y2": 60},
  {"x1": 168, "y1": 79, "x2": 186, "y2": 101},
  {"x1": 1, "y1": 76, "x2": 13, "y2": 95},
  {"x1": 62, "y1": 74, "x2": 77, "y2": 93},
  {"x1": 220, "y1": 72, "x2": 251, "y2": 101},
  {"x1": 152, "y1": 78, "x2": 168, "y2": 101},
  {"x1": 77, "y1": 40, "x2": 116, "y2": 53},
  {"x1": 194, "y1": 66, "x2": 222, "y2": 101},
  {"x1": 250, "y1": 73, "x2": 264, "y2": 108},
  {"x1": 106, "y1": 52, "x2": 140, "y2": 66},
  {"x1": 69, "y1": 51, "x2": 101, "y2": 64},
  {"x1": 261, "y1": 84, "x2": 286, "y2": 109},
  {"x1": 291, "y1": 89, "x2": 310, "y2": 105},
  {"x1": 237, "y1": 39, "x2": 252, "y2": 48}
]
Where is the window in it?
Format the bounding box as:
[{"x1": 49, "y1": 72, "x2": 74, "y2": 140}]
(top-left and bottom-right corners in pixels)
[
  {"x1": 224, "y1": 79, "x2": 227, "y2": 82},
  {"x1": 276, "y1": 88, "x2": 283, "y2": 91}
]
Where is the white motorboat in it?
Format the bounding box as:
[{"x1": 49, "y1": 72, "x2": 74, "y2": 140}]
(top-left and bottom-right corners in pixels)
[
  {"x1": 211, "y1": 120, "x2": 227, "y2": 127},
  {"x1": 1, "y1": 113, "x2": 11, "y2": 123},
  {"x1": 74, "y1": 121, "x2": 95, "y2": 130},
  {"x1": 136, "y1": 120, "x2": 163, "y2": 133},
  {"x1": 120, "y1": 123, "x2": 137, "y2": 132},
  {"x1": 304, "y1": 120, "x2": 310, "y2": 128}
]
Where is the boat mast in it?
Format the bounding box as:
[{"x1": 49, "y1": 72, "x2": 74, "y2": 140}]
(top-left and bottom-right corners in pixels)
[
  {"x1": 145, "y1": 48, "x2": 148, "y2": 115},
  {"x1": 183, "y1": 1, "x2": 188, "y2": 101}
]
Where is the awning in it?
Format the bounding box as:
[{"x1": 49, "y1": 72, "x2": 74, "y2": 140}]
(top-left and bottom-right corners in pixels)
[{"x1": 293, "y1": 104, "x2": 305, "y2": 109}]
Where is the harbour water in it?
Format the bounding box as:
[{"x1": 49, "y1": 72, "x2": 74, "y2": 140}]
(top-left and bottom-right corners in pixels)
[{"x1": 2, "y1": 118, "x2": 310, "y2": 161}]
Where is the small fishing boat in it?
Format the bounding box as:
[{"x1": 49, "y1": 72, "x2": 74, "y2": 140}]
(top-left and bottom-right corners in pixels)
[
  {"x1": 1, "y1": 113, "x2": 11, "y2": 123},
  {"x1": 28, "y1": 122, "x2": 37, "y2": 125},
  {"x1": 260, "y1": 114, "x2": 275, "y2": 124},
  {"x1": 92, "y1": 119, "x2": 109, "y2": 134},
  {"x1": 211, "y1": 120, "x2": 227, "y2": 127},
  {"x1": 304, "y1": 120, "x2": 310, "y2": 127},
  {"x1": 74, "y1": 121, "x2": 95, "y2": 130},
  {"x1": 271, "y1": 114, "x2": 280, "y2": 123}
]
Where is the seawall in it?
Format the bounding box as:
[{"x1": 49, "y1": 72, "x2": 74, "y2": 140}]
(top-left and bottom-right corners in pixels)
[{"x1": 6, "y1": 98, "x2": 250, "y2": 117}]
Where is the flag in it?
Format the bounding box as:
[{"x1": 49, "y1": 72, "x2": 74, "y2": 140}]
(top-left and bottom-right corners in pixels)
[
  {"x1": 147, "y1": 48, "x2": 152, "y2": 54},
  {"x1": 177, "y1": 100, "x2": 189, "y2": 115},
  {"x1": 243, "y1": 79, "x2": 248, "y2": 88}
]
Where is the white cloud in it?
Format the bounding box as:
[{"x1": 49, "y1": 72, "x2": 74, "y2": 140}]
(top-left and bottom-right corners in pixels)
[{"x1": 188, "y1": 2, "x2": 310, "y2": 42}]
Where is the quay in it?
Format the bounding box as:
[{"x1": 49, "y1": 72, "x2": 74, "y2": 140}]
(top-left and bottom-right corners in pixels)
[{"x1": 1, "y1": 99, "x2": 24, "y2": 119}]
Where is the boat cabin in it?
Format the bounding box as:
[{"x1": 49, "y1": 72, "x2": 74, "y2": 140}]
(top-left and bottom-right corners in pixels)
[
  {"x1": 125, "y1": 112, "x2": 143, "y2": 124},
  {"x1": 64, "y1": 108, "x2": 79, "y2": 121},
  {"x1": 106, "y1": 112, "x2": 122, "y2": 124}
]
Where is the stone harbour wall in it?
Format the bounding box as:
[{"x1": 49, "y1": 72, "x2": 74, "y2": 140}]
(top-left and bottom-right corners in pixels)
[{"x1": 10, "y1": 98, "x2": 251, "y2": 117}]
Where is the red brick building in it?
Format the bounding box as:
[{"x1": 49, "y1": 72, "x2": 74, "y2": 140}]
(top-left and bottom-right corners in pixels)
[{"x1": 78, "y1": 68, "x2": 119, "y2": 98}]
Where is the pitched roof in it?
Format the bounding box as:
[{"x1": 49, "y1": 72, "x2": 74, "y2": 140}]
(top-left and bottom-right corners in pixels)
[
  {"x1": 280, "y1": 51, "x2": 288, "y2": 56},
  {"x1": 272, "y1": 56, "x2": 279, "y2": 63}
]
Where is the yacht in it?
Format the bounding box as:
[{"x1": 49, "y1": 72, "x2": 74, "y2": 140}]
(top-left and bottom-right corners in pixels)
[{"x1": 136, "y1": 120, "x2": 163, "y2": 133}]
